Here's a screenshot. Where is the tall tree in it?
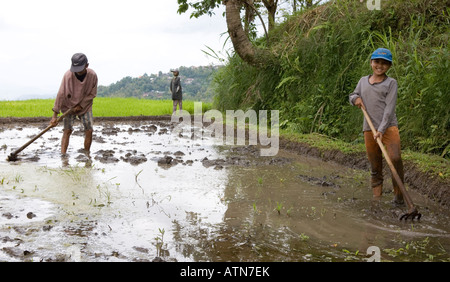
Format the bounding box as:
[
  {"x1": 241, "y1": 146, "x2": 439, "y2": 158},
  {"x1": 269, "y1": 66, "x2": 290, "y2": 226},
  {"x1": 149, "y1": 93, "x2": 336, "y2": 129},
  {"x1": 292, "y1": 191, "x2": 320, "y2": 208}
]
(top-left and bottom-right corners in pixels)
[
  {"x1": 177, "y1": 0, "x2": 273, "y2": 68},
  {"x1": 261, "y1": 0, "x2": 278, "y2": 32}
]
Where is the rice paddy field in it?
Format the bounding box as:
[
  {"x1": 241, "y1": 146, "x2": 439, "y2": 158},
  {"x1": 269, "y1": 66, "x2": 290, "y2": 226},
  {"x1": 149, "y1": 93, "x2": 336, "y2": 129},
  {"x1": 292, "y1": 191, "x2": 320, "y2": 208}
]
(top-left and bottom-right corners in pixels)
[
  {"x1": 0, "y1": 97, "x2": 449, "y2": 263},
  {"x1": 0, "y1": 97, "x2": 448, "y2": 181},
  {"x1": 0, "y1": 98, "x2": 212, "y2": 117}
]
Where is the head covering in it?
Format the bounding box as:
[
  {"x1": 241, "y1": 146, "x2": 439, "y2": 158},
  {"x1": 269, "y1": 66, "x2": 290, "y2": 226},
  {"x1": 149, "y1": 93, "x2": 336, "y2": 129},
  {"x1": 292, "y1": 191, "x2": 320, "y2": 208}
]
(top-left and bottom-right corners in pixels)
[
  {"x1": 171, "y1": 68, "x2": 179, "y2": 73},
  {"x1": 371, "y1": 48, "x2": 392, "y2": 63},
  {"x1": 71, "y1": 53, "x2": 88, "y2": 72}
]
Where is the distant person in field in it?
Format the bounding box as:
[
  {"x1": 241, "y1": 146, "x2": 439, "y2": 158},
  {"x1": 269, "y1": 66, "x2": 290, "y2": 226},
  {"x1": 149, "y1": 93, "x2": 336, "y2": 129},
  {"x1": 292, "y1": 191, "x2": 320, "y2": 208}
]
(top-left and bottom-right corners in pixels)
[
  {"x1": 170, "y1": 69, "x2": 183, "y2": 114},
  {"x1": 349, "y1": 48, "x2": 404, "y2": 205},
  {"x1": 50, "y1": 53, "x2": 98, "y2": 155}
]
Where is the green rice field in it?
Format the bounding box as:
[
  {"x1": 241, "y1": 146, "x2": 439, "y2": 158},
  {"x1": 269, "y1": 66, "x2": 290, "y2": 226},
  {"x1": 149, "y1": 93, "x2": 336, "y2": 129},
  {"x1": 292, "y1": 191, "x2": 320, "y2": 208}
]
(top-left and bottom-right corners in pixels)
[{"x1": 0, "y1": 98, "x2": 212, "y2": 117}]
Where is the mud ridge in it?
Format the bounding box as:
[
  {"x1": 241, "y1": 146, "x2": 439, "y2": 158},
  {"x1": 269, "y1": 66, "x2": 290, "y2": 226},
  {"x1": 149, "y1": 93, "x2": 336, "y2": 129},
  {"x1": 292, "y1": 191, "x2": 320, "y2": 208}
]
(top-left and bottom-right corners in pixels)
[
  {"x1": 0, "y1": 115, "x2": 173, "y2": 126},
  {"x1": 279, "y1": 138, "x2": 450, "y2": 207}
]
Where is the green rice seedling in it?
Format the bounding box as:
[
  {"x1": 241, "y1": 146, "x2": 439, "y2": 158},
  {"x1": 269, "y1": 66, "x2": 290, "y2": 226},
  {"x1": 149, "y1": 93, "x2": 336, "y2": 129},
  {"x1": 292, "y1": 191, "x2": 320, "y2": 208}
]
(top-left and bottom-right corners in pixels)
[
  {"x1": 286, "y1": 206, "x2": 293, "y2": 217},
  {"x1": 14, "y1": 173, "x2": 23, "y2": 183},
  {"x1": 275, "y1": 201, "x2": 283, "y2": 215},
  {"x1": 155, "y1": 227, "x2": 166, "y2": 257},
  {"x1": 257, "y1": 177, "x2": 263, "y2": 185},
  {"x1": 299, "y1": 233, "x2": 309, "y2": 241},
  {"x1": 252, "y1": 202, "x2": 261, "y2": 214}
]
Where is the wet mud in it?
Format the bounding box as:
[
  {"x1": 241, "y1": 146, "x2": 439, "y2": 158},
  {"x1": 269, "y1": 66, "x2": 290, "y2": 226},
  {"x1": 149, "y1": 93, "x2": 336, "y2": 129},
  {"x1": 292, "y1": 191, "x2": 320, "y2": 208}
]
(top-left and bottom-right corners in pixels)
[{"x1": 0, "y1": 116, "x2": 449, "y2": 262}]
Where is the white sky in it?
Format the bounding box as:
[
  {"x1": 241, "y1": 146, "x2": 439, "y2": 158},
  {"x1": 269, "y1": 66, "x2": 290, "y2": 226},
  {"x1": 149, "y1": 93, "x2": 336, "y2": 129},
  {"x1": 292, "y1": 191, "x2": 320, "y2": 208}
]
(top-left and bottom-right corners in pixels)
[{"x1": 0, "y1": 0, "x2": 229, "y2": 100}]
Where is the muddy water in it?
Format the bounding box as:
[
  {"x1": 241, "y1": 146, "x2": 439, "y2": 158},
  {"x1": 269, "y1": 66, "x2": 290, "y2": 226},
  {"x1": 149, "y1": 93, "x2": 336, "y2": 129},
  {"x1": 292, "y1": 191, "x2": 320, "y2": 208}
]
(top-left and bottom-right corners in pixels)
[{"x1": 0, "y1": 120, "x2": 449, "y2": 262}]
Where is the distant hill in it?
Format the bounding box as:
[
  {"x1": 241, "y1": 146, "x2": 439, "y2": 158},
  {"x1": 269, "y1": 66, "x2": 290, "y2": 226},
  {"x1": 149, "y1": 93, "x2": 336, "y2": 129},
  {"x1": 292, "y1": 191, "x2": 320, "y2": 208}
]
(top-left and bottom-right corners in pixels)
[{"x1": 97, "y1": 65, "x2": 221, "y2": 102}]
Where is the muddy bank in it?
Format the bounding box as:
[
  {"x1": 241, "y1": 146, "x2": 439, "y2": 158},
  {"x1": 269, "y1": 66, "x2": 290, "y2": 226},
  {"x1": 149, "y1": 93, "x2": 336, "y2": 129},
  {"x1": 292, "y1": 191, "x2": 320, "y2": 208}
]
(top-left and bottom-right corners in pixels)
[{"x1": 280, "y1": 138, "x2": 450, "y2": 207}]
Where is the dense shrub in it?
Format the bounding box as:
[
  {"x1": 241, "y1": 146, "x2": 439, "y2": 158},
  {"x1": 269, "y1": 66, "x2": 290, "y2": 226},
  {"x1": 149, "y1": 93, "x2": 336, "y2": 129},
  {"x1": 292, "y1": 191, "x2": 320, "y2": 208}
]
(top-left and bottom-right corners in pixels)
[{"x1": 212, "y1": 0, "x2": 449, "y2": 158}]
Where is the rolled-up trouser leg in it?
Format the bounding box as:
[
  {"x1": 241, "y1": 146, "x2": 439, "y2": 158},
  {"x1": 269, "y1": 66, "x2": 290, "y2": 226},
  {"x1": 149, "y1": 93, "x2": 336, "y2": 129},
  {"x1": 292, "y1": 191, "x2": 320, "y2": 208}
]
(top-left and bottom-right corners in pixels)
[
  {"x1": 364, "y1": 126, "x2": 404, "y2": 201},
  {"x1": 364, "y1": 130, "x2": 383, "y2": 196},
  {"x1": 382, "y1": 126, "x2": 404, "y2": 203}
]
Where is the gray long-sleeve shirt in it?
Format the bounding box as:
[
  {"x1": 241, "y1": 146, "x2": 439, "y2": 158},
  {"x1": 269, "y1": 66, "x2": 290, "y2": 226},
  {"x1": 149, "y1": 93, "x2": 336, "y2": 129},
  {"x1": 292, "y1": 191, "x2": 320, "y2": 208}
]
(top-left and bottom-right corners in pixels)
[{"x1": 349, "y1": 75, "x2": 398, "y2": 133}]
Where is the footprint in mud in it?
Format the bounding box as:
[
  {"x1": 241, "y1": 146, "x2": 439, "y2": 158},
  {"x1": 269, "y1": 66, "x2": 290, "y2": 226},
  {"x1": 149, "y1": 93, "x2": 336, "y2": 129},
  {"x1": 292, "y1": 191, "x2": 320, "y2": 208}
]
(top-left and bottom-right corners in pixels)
[
  {"x1": 2, "y1": 212, "x2": 16, "y2": 220},
  {"x1": 127, "y1": 127, "x2": 142, "y2": 134},
  {"x1": 94, "y1": 149, "x2": 119, "y2": 163},
  {"x1": 173, "y1": 151, "x2": 185, "y2": 157},
  {"x1": 75, "y1": 154, "x2": 90, "y2": 162},
  {"x1": 101, "y1": 126, "x2": 121, "y2": 136},
  {"x1": 142, "y1": 124, "x2": 158, "y2": 135},
  {"x1": 121, "y1": 150, "x2": 147, "y2": 165},
  {"x1": 24, "y1": 155, "x2": 40, "y2": 162},
  {"x1": 296, "y1": 174, "x2": 340, "y2": 188},
  {"x1": 201, "y1": 157, "x2": 226, "y2": 170},
  {"x1": 156, "y1": 155, "x2": 183, "y2": 168}
]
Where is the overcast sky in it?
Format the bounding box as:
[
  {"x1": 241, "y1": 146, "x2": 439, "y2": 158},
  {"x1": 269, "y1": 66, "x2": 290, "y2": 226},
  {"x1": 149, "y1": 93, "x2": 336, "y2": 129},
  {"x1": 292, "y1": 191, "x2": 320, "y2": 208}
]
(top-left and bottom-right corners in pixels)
[{"x1": 0, "y1": 0, "x2": 229, "y2": 100}]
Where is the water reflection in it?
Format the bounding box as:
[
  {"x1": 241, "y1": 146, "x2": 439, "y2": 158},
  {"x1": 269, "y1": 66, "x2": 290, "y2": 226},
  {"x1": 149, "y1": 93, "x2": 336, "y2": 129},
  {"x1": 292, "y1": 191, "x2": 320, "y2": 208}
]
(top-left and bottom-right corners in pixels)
[{"x1": 0, "y1": 121, "x2": 449, "y2": 262}]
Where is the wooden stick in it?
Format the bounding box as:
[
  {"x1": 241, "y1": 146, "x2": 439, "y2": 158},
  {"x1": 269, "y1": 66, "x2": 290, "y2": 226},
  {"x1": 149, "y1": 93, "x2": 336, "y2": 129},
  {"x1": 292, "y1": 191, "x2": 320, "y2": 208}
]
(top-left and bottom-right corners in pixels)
[
  {"x1": 8, "y1": 109, "x2": 73, "y2": 160},
  {"x1": 361, "y1": 107, "x2": 416, "y2": 212}
]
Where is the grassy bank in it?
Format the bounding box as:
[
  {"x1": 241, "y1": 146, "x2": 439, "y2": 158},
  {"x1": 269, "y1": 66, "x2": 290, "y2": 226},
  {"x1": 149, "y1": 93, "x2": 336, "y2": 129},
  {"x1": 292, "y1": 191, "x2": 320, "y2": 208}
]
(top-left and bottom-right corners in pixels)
[
  {"x1": 212, "y1": 0, "x2": 449, "y2": 159},
  {"x1": 0, "y1": 98, "x2": 212, "y2": 117},
  {"x1": 281, "y1": 129, "x2": 449, "y2": 181}
]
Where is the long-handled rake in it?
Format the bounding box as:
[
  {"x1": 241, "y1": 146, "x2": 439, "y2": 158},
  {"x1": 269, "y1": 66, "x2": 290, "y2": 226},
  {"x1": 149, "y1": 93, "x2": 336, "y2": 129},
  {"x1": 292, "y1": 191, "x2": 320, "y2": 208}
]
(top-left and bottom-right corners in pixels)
[
  {"x1": 361, "y1": 107, "x2": 421, "y2": 221},
  {"x1": 7, "y1": 109, "x2": 73, "y2": 162}
]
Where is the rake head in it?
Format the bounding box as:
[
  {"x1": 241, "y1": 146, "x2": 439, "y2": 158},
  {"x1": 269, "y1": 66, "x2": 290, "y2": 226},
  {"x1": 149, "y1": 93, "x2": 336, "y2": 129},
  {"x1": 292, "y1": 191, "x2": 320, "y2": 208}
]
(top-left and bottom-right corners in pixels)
[
  {"x1": 399, "y1": 207, "x2": 422, "y2": 221},
  {"x1": 6, "y1": 153, "x2": 18, "y2": 162}
]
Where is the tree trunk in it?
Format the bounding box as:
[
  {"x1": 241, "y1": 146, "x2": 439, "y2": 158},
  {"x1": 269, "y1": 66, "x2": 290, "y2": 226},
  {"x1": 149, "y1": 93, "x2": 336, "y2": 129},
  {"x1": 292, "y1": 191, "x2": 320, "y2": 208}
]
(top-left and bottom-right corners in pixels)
[
  {"x1": 244, "y1": 0, "x2": 255, "y2": 35},
  {"x1": 225, "y1": 0, "x2": 271, "y2": 67},
  {"x1": 262, "y1": 0, "x2": 278, "y2": 31}
]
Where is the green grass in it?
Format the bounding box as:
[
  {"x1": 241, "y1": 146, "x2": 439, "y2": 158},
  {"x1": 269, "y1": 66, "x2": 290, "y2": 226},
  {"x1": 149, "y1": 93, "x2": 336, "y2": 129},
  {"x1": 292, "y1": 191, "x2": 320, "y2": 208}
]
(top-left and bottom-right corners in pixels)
[
  {"x1": 280, "y1": 129, "x2": 366, "y2": 154},
  {"x1": 0, "y1": 98, "x2": 212, "y2": 117},
  {"x1": 281, "y1": 129, "x2": 449, "y2": 181}
]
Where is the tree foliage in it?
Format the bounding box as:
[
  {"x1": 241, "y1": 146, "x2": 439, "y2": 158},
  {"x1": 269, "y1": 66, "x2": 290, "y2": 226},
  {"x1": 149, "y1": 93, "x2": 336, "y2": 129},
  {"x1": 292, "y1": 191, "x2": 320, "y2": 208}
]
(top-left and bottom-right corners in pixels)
[
  {"x1": 97, "y1": 66, "x2": 220, "y2": 102},
  {"x1": 177, "y1": 0, "x2": 222, "y2": 18},
  {"x1": 212, "y1": 0, "x2": 449, "y2": 158}
]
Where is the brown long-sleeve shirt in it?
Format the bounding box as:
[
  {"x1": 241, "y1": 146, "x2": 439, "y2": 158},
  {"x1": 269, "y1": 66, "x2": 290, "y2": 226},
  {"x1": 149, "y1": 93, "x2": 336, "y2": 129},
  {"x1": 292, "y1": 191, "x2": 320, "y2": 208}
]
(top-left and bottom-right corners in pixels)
[{"x1": 53, "y1": 68, "x2": 98, "y2": 115}]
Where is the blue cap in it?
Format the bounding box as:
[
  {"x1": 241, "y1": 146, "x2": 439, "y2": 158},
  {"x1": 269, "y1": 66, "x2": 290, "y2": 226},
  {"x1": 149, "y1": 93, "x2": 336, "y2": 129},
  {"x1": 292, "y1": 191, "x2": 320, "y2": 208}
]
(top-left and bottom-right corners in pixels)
[{"x1": 371, "y1": 48, "x2": 392, "y2": 63}]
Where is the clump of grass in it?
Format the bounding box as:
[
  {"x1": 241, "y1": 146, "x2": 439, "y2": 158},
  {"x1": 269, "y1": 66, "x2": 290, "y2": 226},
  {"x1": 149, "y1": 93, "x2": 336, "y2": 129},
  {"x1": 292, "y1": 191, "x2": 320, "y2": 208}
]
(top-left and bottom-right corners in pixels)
[
  {"x1": 14, "y1": 173, "x2": 23, "y2": 183},
  {"x1": 155, "y1": 228, "x2": 166, "y2": 257},
  {"x1": 384, "y1": 237, "x2": 449, "y2": 262}
]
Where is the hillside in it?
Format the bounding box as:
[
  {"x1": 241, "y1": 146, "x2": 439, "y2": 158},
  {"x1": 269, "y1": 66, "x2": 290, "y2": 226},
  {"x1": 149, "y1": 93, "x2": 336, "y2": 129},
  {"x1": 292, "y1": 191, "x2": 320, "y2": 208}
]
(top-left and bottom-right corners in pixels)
[
  {"x1": 212, "y1": 0, "x2": 449, "y2": 158},
  {"x1": 97, "y1": 65, "x2": 221, "y2": 102}
]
